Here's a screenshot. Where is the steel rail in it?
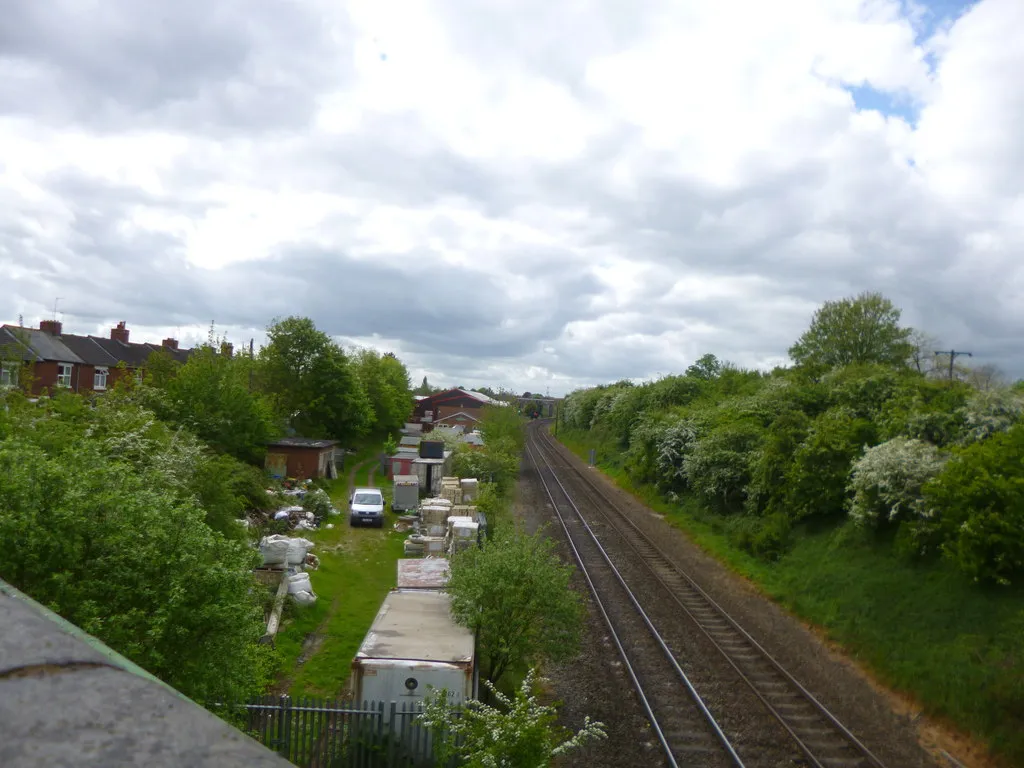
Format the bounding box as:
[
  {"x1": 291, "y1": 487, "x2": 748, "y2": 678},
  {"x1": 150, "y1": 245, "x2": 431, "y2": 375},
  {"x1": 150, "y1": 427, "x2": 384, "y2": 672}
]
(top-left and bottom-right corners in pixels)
[
  {"x1": 526, "y1": 440, "x2": 746, "y2": 768},
  {"x1": 533, "y1": 424, "x2": 889, "y2": 768}
]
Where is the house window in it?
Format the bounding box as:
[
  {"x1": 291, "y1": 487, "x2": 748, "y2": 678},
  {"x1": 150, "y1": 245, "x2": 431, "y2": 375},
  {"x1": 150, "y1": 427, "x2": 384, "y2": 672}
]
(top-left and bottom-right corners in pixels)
[
  {"x1": 0, "y1": 362, "x2": 18, "y2": 388},
  {"x1": 57, "y1": 363, "x2": 72, "y2": 388},
  {"x1": 94, "y1": 367, "x2": 109, "y2": 390},
  {"x1": 134, "y1": 369, "x2": 143, "y2": 385}
]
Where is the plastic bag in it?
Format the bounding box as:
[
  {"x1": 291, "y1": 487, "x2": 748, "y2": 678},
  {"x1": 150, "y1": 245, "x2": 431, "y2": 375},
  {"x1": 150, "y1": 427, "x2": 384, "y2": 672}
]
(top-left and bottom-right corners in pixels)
[
  {"x1": 292, "y1": 590, "x2": 317, "y2": 606},
  {"x1": 259, "y1": 534, "x2": 291, "y2": 566},
  {"x1": 286, "y1": 537, "x2": 315, "y2": 565}
]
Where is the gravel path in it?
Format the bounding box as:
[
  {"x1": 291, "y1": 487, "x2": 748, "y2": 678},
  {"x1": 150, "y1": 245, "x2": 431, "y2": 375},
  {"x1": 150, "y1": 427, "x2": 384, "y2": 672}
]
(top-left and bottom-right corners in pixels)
[{"x1": 517, "y1": 423, "x2": 951, "y2": 768}]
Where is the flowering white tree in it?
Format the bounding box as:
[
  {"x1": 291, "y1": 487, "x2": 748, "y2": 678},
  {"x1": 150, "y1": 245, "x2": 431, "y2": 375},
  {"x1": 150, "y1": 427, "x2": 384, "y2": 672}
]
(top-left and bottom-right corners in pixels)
[
  {"x1": 655, "y1": 418, "x2": 701, "y2": 490},
  {"x1": 959, "y1": 389, "x2": 1024, "y2": 444},
  {"x1": 418, "y1": 668, "x2": 606, "y2": 768},
  {"x1": 847, "y1": 437, "x2": 948, "y2": 527}
]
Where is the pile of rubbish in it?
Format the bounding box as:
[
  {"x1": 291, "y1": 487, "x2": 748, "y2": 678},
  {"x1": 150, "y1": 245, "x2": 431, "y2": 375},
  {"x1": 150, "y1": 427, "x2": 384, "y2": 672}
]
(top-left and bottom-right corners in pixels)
[
  {"x1": 257, "y1": 483, "x2": 340, "y2": 532},
  {"x1": 258, "y1": 534, "x2": 319, "y2": 605}
]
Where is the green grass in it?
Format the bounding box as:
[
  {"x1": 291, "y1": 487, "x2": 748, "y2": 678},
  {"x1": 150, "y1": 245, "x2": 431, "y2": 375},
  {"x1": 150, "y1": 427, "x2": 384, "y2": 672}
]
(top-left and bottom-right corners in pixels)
[
  {"x1": 271, "y1": 455, "x2": 406, "y2": 699},
  {"x1": 556, "y1": 426, "x2": 1024, "y2": 765}
]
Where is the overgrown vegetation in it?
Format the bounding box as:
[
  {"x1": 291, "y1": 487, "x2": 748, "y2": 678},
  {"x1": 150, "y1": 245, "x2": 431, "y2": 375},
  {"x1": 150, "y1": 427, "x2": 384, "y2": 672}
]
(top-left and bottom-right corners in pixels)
[
  {"x1": 558, "y1": 291, "x2": 1024, "y2": 763},
  {"x1": 0, "y1": 316, "x2": 416, "y2": 709},
  {"x1": 419, "y1": 668, "x2": 606, "y2": 767}
]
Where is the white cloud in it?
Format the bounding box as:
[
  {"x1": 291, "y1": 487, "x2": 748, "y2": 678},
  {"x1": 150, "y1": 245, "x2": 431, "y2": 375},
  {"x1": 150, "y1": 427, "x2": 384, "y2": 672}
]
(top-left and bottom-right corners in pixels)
[{"x1": 1, "y1": 0, "x2": 1022, "y2": 396}]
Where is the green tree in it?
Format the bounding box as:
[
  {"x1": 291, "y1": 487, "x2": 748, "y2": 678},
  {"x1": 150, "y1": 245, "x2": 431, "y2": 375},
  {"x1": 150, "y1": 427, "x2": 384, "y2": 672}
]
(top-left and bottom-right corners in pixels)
[
  {"x1": 0, "y1": 423, "x2": 270, "y2": 703},
  {"x1": 351, "y1": 347, "x2": 413, "y2": 435},
  {"x1": 258, "y1": 317, "x2": 372, "y2": 440},
  {"x1": 447, "y1": 528, "x2": 583, "y2": 687},
  {"x1": 419, "y1": 668, "x2": 605, "y2": 767},
  {"x1": 686, "y1": 353, "x2": 722, "y2": 380},
  {"x1": 145, "y1": 344, "x2": 279, "y2": 463},
  {"x1": 789, "y1": 292, "x2": 913, "y2": 371}
]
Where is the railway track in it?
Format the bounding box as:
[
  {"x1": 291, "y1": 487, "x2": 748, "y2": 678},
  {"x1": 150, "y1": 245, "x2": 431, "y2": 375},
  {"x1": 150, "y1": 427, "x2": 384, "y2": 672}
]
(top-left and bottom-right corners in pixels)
[
  {"x1": 529, "y1": 424, "x2": 889, "y2": 768},
  {"x1": 526, "y1": 439, "x2": 745, "y2": 768}
]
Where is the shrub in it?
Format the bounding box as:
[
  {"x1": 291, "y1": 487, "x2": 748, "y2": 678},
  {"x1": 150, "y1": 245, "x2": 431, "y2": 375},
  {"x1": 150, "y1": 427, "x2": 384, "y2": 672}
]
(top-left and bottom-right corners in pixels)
[
  {"x1": 654, "y1": 418, "x2": 701, "y2": 493},
  {"x1": 847, "y1": 437, "x2": 948, "y2": 528},
  {"x1": 731, "y1": 512, "x2": 792, "y2": 561},
  {"x1": 959, "y1": 389, "x2": 1024, "y2": 445},
  {"x1": 919, "y1": 424, "x2": 1024, "y2": 584},
  {"x1": 683, "y1": 420, "x2": 763, "y2": 512},
  {"x1": 419, "y1": 668, "x2": 606, "y2": 767},
  {"x1": 786, "y1": 407, "x2": 876, "y2": 519}
]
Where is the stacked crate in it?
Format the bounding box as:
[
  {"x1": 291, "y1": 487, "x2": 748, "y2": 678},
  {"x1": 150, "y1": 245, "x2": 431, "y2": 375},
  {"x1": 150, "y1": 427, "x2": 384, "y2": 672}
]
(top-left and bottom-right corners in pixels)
[
  {"x1": 460, "y1": 478, "x2": 479, "y2": 503},
  {"x1": 440, "y1": 476, "x2": 463, "y2": 504}
]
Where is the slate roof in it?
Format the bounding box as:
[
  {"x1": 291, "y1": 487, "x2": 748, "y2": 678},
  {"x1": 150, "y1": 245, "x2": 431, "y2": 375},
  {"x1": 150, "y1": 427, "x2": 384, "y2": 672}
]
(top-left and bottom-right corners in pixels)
[
  {"x1": 58, "y1": 335, "x2": 121, "y2": 367},
  {"x1": 0, "y1": 327, "x2": 82, "y2": 364},
  {"x1": 0, "y1": 327, "x2": 37, "y2": 363}
]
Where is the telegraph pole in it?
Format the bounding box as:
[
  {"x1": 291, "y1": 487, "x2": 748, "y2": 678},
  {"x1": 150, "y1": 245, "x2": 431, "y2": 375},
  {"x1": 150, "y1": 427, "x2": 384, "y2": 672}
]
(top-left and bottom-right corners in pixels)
[{"x1": 935, "y1": 349, "x2": 972, "y2": 382}]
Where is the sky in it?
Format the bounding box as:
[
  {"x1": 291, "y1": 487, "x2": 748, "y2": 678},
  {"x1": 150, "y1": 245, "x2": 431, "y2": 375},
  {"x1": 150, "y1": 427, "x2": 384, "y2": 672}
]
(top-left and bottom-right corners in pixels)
[{"x1": 1, "y1": 0, "x2": 1021, "y2": 396}]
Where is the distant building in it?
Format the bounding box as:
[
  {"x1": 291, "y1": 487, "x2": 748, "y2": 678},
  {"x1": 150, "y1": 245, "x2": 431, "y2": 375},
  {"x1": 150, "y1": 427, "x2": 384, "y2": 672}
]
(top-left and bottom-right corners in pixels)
[{"x1": 411, "y1": 388, "x2": 505, "y2": 431}]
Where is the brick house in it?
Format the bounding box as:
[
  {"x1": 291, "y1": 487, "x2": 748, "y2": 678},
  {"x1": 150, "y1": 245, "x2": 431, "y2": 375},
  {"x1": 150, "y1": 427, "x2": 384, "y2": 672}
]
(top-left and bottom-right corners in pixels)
[
  {"x1": 411, "y1": 389, "x2": 505, "y2": 431},
  {"x1": 0, "y1": 320, "x2": 194, "y2": 396}
]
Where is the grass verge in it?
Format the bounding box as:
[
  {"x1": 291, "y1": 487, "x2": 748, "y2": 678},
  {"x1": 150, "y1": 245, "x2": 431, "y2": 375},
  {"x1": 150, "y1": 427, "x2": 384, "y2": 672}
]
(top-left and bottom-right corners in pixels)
[
  {"x1": 271, "y1": 444, "x2": 405, "y2": 699},
  {"x1": 556, "y1": 426, "x2": 1024, "y2": 766}
]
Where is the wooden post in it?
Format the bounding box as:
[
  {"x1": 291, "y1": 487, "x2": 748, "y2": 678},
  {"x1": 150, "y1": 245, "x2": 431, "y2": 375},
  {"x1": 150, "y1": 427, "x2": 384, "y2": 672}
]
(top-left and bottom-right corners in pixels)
[{"x1": 262, "y1": 571, "x2": 290, "y2": 643}]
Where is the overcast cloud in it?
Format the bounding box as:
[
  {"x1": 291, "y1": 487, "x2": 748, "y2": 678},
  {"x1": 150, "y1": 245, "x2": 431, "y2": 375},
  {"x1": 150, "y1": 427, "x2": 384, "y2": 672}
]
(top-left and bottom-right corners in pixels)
[{"x1": 1, "y1": 0, "x2": 1021, "y2": 395}]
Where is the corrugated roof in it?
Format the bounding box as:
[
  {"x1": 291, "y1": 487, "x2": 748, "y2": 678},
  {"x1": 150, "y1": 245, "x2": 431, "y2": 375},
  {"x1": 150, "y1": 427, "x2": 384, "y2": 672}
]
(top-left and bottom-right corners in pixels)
[{"x1": 267, "y1": 437, "x2": 338, "y2": 449}]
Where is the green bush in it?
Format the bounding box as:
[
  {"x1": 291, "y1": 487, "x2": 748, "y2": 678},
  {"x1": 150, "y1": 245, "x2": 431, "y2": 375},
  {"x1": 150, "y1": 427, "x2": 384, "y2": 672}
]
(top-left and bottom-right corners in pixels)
[
  {"x1": 847, "y1": 437, "x2": 947, "y2": 529},
  {"x1": 731, "y1": 512, "x2": 792, "y2": 561},
  {"x1": 919, "y1": 424, "x2": 1024, "y2": 584}
]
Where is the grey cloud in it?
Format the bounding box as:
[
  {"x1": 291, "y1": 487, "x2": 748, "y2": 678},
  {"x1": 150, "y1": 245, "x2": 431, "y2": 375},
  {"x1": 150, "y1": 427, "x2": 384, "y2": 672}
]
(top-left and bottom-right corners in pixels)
[{"x1": 0, "y1": 0, "x2": 350, "y2": 134}]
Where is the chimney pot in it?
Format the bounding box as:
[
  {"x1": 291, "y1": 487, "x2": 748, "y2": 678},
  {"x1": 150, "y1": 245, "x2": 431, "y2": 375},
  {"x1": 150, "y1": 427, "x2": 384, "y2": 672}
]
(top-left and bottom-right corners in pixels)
[
  {"x1": 40, "y1": 319, "x2": 63, "y2": 335},
  {"x1": 110, "y1": 322, "x2": 130, "y2": 344},
  {"x1": 162, "y1": 337, "x2": 179, "y2": 350}
]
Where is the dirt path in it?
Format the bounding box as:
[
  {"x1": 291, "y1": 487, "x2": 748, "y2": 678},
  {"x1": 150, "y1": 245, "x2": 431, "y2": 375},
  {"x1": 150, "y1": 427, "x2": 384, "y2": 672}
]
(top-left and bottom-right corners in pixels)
[{"x1": 345, "y1": 457, "x2": 375, "y2": 498}]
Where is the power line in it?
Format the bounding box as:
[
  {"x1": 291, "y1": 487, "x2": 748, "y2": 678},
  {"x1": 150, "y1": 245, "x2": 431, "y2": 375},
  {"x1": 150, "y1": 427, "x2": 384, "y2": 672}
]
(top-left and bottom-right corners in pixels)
[{"x1": 933, "y1": 350, "x2": 970, "y2": 382}]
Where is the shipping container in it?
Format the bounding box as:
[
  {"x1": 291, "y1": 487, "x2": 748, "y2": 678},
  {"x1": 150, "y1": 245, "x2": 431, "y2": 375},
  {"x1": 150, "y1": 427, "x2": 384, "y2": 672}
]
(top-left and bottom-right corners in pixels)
[
  {"x1": 392, "y1": 474, "x2": 420, "y2": 512},
  {"x1": 352, "y1": 590, "x2": 476, "y2": 723}
]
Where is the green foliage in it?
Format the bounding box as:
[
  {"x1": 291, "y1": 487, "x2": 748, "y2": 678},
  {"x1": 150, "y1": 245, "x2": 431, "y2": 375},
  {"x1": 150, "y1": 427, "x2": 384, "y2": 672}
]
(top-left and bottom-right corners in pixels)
[
  {"x1": 419, "y1": 668, "x2": 606, "y2": 768},
  {"x1": 447, "y1": 527, "x2": 584, "y2": 687},
  {"x1": 958, "y1": 388, "x2": 1024, "y2": 445},
  {"x1": 351, "y1": 347, "x2": 413, "y2": 436},
  {"x1": 258, "y1": 316, "x2": 373, "y2": 441},
  {"x1": 789, "y1": 291, "x2": 913, "y2": 371},
  {"x1": 919, "y1": 424, "x2": 1024, "y2": 585},
  {"x1": 785, "y1": 407, "x2": 875, "y2": 520},
  {"x1": 731, "y1": 512, "x2": 792, "y2": 561},
  {"x1": 686, "y1": 353, "x2": 723, "y2": 380},
  {"x1": 0, "y1": 430, "x2": 269, "y2": 703},
  {"x1": 143, "y1": 344, "x2": 279, "y2": 463},
  {"x1": 683, "y1": 419, "x2": 762, "y2": 511},
  {"x1": 847, "y1": 437, "x2": 948, "y2": 528}
]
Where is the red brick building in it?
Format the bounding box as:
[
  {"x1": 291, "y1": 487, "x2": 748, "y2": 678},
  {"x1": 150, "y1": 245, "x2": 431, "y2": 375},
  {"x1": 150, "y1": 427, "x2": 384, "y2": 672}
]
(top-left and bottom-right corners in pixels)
[
  {"x1": 411, "y1": 389, "x2": 504, "y2": 431},
  {"x1": 0, "y1": 320, "x2": 194, "y2": 397}
]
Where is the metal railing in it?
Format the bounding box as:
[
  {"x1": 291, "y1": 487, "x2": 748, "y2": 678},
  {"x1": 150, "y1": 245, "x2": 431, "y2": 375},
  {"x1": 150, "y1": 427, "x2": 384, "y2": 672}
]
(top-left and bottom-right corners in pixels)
[{"x1": 210, "y1": 697, "x2": 452, "y2": 768}]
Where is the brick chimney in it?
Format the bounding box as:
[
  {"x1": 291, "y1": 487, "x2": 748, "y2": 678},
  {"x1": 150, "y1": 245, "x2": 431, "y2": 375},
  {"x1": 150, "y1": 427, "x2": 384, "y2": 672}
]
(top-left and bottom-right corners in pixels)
[
  {"x1": 220, "y1": 341, "x2": 234, "y2": 358},
  {"x1": 39, "y1": 319, "x2": 63, "y2": 335},
  {"x1": 110, "y1": 321, "x2": 130, "y2": 344},
  {"x1": 162, "y1": 338, "x2": 179, "y2": 350}
]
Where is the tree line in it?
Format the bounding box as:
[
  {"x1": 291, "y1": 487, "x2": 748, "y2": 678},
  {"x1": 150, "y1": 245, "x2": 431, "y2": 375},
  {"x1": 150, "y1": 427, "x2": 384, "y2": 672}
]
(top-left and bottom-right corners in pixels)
[{"x1": 561, "y1": 291, "x2": 1024, "y2": 585}]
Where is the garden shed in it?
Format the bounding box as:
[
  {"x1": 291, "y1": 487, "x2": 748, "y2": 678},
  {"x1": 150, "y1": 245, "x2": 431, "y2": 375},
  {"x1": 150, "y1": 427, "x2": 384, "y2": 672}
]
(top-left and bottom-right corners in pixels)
[{"x1": 265, "y1": 438, "x2": 339, "y2": 480}]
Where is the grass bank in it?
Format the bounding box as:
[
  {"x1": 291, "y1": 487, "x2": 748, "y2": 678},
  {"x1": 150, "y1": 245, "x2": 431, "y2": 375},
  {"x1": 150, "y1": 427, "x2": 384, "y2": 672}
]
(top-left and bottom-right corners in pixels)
[{"x1": 557, "y1": 426, "x2": 1024, "y2": 766}]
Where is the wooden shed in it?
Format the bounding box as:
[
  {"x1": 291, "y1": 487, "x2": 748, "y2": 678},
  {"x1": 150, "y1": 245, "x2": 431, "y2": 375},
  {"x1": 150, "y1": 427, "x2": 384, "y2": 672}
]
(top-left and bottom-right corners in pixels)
[{"x1": 265, "y1": 438, "x2": 339, "y2": 480}]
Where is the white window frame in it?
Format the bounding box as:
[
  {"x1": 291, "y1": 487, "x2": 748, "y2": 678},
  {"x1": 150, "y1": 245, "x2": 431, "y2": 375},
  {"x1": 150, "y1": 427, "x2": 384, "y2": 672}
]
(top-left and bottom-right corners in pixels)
[
  {"x1": 57, "y1": 363, "x2": 72, "y2": 388},
  {"x1": 94, "y1": 366, "x2": 109, "y2": 390},
  {"x1": 0, "y1": 362, "x2": 18, "y2": 388},
  {"x1": 134, "y1": 369, "x2": 143, "y2": 385}
]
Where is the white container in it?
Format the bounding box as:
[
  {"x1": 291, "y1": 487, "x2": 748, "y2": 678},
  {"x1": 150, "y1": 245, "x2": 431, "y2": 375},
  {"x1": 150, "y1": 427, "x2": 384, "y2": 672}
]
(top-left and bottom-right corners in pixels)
[{"x1": 353, "y1": 590, "x2": 476, "y2": 721}]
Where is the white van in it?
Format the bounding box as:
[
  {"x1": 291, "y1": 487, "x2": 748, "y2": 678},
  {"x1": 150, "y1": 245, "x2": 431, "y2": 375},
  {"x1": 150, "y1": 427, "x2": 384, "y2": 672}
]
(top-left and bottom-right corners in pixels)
[{"x1": 349, "y1": 487, "x2": 385, "y2": 528}]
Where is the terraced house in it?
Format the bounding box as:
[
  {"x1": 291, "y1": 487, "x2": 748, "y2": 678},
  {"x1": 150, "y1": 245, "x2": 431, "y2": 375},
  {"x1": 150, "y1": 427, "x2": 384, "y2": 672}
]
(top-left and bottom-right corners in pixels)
[{"x1": 0, "y1": 320, "x2": 193, "y2": 396}]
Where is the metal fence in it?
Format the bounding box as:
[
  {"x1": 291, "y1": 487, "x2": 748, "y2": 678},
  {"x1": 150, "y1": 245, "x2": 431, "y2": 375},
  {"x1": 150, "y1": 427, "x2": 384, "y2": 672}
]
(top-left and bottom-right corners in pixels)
[{"x1": 210, "y1": 696, "x2": 450, "y2": 768}]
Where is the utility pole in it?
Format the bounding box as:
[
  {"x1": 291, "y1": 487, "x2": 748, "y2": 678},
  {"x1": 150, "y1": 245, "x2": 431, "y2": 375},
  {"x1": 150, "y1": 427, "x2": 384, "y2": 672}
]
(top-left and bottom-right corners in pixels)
[{"x1": 935, "y1": 349, "x2": 972, "y2": 382}]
